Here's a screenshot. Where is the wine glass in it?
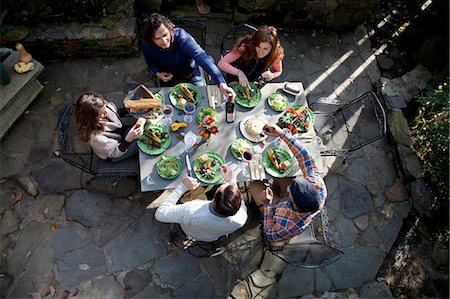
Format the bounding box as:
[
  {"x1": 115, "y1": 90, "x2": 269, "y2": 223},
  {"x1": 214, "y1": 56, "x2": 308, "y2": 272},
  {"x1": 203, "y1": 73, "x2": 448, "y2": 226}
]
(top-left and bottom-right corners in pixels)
[
  {"x1": 184, "y1": 131, "x2": 197, "y2": 153},
  {"x1": 183, "y1": 102, "x2": 196, "y2": 123},
  {"x1": 241, "y1": 148, "x2": 254, "y2": 177},
  {"x1": 162, "y1": 104, "x2": 174, "y2": 127}
]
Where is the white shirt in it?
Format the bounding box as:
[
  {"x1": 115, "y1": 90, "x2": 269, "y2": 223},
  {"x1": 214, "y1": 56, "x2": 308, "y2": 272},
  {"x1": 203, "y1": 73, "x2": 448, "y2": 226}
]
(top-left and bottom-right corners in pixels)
[{"x1": 155, "y1": 183, "x2": 248, "y2": 242}]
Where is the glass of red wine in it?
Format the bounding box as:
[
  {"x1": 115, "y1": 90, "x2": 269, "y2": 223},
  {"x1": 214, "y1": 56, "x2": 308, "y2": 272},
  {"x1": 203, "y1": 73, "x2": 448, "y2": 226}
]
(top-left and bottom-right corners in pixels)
[
  {"x1": 162, "y1": 104, "x2": 174, "y2": 127},
  {"x1": 242, "y1": 149, "x2": 253, "y2": 163},
  {"x1": 183, "y1": 102, "x2": 196, "y2": 123}
]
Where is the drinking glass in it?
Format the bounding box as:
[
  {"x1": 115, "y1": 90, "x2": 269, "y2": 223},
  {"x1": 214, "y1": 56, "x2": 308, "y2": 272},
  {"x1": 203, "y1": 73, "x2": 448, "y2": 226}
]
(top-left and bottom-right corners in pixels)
[
  {"x1": 183, "y1": 102, "x2": 196, "y2": 123},
  {"x1": 241, "y1": 148, "x2": 254, "y2": 177},
  {"x1": 184, "y1": 131, "x2": 197, "y2": 153},
  {"x1": 162, "y1": 104, "x2": 174, "y2": 127}
]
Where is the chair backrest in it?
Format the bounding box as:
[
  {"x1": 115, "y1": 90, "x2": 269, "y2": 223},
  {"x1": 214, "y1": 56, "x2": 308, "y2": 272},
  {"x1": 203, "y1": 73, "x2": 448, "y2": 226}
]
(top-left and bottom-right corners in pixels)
[
  {"x1": 262, "y1": 210, "x2": 344, "y2": 268},
  {"x1": 57, "y1": 104, "x2": 96, "y2": 175},
  {"x1": 220, "y1": 23, "x2": 257, "y2": 56},
  {"x1": 172, "y1": 18, "x2": 207, "y2": 48},
  {"x1": 56, "y1": 104, "x2": 139, "y2": 179},
  {"x1": 311, "y1": 91, "x2": 387, "y2": 158}
]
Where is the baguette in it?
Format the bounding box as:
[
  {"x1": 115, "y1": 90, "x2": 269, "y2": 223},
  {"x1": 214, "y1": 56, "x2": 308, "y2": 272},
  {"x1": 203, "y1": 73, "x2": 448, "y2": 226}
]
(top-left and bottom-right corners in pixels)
[
  {"x1": 124, "y1": 97, "x2": 161, "y2": 113},
  {"x1": 135, "y1": 117, "x2": 146, "y2": 128}
]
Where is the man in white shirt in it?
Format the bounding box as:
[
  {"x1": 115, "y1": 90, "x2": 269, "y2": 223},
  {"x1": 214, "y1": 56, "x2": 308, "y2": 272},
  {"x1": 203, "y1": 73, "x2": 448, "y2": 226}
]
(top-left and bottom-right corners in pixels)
[{"x1": 155, "y1": 166, "x2": 248, "y2": 242}]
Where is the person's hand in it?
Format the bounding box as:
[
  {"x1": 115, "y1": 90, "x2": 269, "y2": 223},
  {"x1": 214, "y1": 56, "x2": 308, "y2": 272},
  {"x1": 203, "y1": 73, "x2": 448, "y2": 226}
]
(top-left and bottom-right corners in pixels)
[
  {"x1": 259, "y1": 187, "x2": 274, "y2": 205},
  {"x1": 237, "y1": 71, "x2": 249, "y2": 87},
  {"x1": 262, "y1": 123, "x2": 284, "y2": 138},
  {"x1": 220, "y1": 165, "x2": 233, "y2": 181},
  {"x1": 261, "y1": 70, "x2": 275, "y2": 81},
  {"x1": 218, "y1": 83, "x2": 235, "y2": 101},
  {"x1": 183, "y1": 177, "x2": 200, "y2": 191},
  {"x1": 156, "y1": 72, "x2": 173, "y2": 83},
  {"x1": 124, "y1": 124, "x2": 144, "y2": 142}
]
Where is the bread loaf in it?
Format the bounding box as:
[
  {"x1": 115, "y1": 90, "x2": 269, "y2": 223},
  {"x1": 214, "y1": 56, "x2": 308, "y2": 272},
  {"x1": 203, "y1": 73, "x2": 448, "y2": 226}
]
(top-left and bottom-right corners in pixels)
[
  {"x1": 135, "y1": 117, "x2": 146, "y2": 128},
  {"x1": 124, "y1": 97, "x2": 161, "y2": 113}
]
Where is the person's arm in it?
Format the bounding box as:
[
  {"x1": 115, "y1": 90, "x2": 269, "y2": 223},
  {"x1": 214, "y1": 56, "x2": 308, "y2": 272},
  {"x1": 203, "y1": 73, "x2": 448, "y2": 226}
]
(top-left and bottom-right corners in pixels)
[
  {"x1": 141, "y1": 41, "x2": 161, "y2": 74},
  {"x1": 218, "y1": 49, "x2": 243, "y2": 76},
  {"x1": 155, "y1": 177, "x2": 200, "y2": 223},
  {"x1": 263, "y1": 204, "x2": 317, "y2": 241},
  {"x1": 280, "y1": 129, "x2": 327, "y2": 202},
  {"x1": 269, "y1": 57, "x2": 283, "y2": 78},
  {"x1": 154, "y1": 183, "x2": 189, "y2": 223}
]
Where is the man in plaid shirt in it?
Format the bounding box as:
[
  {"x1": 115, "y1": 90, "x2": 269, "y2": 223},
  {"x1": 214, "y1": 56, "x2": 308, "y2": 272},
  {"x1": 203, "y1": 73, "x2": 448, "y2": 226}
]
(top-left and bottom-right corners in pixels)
[{"x1": 249, "y1": 123, "x2": 327, "y2": 241}]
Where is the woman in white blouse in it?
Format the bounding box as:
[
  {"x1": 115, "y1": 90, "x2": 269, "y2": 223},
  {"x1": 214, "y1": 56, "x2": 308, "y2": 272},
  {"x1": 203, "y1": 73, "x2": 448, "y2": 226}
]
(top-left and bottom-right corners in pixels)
[{"x1": 75, "y1": 92, "x2": 143, "y2": 161}]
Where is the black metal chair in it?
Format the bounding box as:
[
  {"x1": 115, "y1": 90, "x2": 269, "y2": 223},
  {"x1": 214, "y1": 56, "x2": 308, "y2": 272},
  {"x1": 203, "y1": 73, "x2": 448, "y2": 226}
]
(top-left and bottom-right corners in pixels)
[
  {"x1": 310, "y1": 91, "x2": 387, "y2": 159},
  {"x1": 220, "y1": 23, "x2": 257, "y2": 57},
  {"x1": 56, "y1": 104, "x2": 139, "y2": 179},
  {"x1": 169, "y1": 224, "x2": 228, "y2": 258},
  {"x1": 261, "y1": 207, "x2": 344, "y2": 268}
]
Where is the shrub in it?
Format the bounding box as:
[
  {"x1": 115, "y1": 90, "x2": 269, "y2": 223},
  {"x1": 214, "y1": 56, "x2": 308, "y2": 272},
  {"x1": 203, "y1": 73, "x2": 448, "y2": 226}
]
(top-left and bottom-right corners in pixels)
[{"x1": 410, "y1": 82, "x2": 449, "y2": 201}]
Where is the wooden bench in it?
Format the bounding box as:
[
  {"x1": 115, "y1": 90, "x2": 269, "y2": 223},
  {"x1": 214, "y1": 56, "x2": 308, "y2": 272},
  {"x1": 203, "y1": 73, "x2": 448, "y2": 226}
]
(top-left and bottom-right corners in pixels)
[{"x1": 0, "y1": 52, "x2": 44, "y2": 139}]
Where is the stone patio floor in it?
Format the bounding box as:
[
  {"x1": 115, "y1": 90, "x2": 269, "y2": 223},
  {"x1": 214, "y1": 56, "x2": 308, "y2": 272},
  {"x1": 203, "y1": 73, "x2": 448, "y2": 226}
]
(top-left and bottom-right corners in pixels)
[{"x1": 0, "y1": 20, "x2": 405, "y2": 298}]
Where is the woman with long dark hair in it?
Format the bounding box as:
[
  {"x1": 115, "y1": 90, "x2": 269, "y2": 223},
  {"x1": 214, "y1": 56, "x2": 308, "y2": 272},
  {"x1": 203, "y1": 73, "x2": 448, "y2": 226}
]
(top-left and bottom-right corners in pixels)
[{"x1": 75, "y1": 92, "x2": 144, "y2": 161}]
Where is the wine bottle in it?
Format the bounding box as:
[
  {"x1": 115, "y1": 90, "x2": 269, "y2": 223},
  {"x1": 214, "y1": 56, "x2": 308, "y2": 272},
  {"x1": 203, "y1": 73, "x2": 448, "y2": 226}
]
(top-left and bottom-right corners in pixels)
[{"x1": 225, "y1": 95, "x2": 235, "y2": 123}]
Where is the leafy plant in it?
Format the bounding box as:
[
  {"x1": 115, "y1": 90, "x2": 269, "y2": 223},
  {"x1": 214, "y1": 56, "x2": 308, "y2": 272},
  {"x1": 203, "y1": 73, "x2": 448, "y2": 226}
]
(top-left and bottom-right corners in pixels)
[{"x1": 410, "y1": 82, "x2": 449, "y2": 200}]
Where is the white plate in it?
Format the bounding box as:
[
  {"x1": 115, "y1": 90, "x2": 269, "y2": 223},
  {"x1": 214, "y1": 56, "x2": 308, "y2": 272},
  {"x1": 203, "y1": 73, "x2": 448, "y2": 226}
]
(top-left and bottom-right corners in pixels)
[{"x1": 239, "y1": 115, "x2": 269, "y2": 143}]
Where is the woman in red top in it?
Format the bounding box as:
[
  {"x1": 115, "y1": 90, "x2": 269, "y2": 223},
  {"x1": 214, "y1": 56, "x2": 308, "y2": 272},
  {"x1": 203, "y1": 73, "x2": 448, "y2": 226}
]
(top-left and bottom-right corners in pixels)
[{"x1": 218, "y1": 25, "x2": 285, "y2": 87}]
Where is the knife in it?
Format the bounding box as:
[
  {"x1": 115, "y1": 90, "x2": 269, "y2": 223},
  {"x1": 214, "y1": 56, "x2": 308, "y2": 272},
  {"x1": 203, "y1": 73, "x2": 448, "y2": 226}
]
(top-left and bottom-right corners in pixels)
[{"x1": 185, "y1": 154, "x2": 193, "y2": 177}]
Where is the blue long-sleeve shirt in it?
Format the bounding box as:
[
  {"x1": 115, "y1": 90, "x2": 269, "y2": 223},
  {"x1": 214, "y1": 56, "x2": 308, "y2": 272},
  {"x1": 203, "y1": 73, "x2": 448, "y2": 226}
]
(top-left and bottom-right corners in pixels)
[{"x1": 141, "y1": 27, "x2": 225, "y2": 84}]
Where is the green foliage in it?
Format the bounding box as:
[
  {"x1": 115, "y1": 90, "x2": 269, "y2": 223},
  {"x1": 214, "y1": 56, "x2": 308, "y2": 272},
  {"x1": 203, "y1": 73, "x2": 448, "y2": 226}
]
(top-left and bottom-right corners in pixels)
[{"x1": 411, "y1": 82, "x2": 449, "y2": 200}]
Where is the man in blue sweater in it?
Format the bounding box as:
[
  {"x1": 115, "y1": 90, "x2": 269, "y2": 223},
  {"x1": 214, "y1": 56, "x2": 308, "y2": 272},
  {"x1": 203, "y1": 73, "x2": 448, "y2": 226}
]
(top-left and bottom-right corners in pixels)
[{"x1": 141, "y1": 13, "x2": 235, "y2": 99}]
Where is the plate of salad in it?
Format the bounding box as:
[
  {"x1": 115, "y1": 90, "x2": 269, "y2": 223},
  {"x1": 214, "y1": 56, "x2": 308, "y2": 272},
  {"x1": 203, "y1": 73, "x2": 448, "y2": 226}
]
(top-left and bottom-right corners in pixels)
[
  {"x1": 197, "y1": 107, "x2": 220, "y2": 127},
  {"x1": 277, "y1": 105, "x2": 314, "y2": 135},
  {"x1": 156, "y1": 156, "x2": 182, "y2": 179},
  {"x1": 267, "y1": 92, "x2": 288, "y2": 112}
]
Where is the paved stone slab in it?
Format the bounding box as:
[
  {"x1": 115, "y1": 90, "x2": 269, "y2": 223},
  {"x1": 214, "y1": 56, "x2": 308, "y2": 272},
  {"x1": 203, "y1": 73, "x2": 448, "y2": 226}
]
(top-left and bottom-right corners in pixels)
[
  {"x1": 7, "y1": 221, "x2": 51, "y2": 277},
  {"x1": 1, "y1": 209, "x2": 19, "y2": 235},
  {"x1": 314, "y1": 267, "x2": 333, "y2": 292},
  {"x1": 359, "y1": 281, "x2": 393, "y2": 298},
  {"x1": 339, "y1": 179, "x2": 373, "y2": 218},
  {"x1": 87, "y1": 62, "x2": 127, "y2": 93},
  {"x1": 324, "y1": 256, "x2": 364, "y2": 289},
  {"x1": 278, "y1": 266, "x2": 314, "y2": 297},
  {"x1": 123, "y1": 269, "x2": 152, "y2": 298},
  {"x1": 335, "y1": 214, "x2": 359, "y2": 247},
  {"x1": 130, "y1": 281, "x2": 172, "y2": 299},
  {"x1": 52, "y1": 226, "x2": 107, "y2": 287},
  {"x1": 65, "y1": 190, "x2": 112, "y2": 228},
  {"x1": 344, "y1": 245, "x2": 386, "y2": 282},
  {"x1": 95, "y1": 199, "x2": 138, "y2": 246},
  {"x1": 105, "y1": 215, "x2": 164, "y2": 272},
  {"x1": 32, "y1": 158, "x2": 83, "y2": 193},
  {"x1": 153, "y1": 249, "x2": 201, "y2": 287},
  {"x1": 173, "y1": 274, "x2": 217, "y2": 298},
  {"x1": 77, "y1": 275, "x2": 125, "y2": 299},
  {"x1": 34, "y1": 193, "x2": 65, "y2": 220}
]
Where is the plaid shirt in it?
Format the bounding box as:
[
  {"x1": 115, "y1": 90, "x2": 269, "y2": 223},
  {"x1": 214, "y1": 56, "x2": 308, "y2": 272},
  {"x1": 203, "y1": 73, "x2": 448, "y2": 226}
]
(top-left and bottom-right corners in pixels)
[{"x1": 263, "y1": 130, "x2": 327, "y2": 241}]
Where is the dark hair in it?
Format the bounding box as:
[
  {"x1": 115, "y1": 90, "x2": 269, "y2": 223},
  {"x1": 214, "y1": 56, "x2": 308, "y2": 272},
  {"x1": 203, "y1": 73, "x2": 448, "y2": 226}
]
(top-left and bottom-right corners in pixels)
[
  {"x1": 234, "y1": 25, "x2": 285, "y2": 70},
  {"x1": 212, "y1": 184, "x2": 242, "y2": 216},
  {"x1": 75, "y1": 92, "x2": 106, "y2": 142},
  {"x1": 141, "y1": 13, "x2": 175, "y2": 43}
]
